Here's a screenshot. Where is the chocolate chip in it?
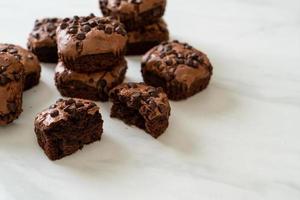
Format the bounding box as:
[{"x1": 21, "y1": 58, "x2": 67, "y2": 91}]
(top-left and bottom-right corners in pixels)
[
  {"x1": 7, "y1": 102, "x2": 17, "y2": 113},
  {"x1": 64, "y1": 104, "x2": 76, "y2": 114},
  {"x1": 82, "y1": 25, "x2": 91, "y2": 32},
  {"x1": 104, "y1": 26, "x2": 113, "y2": 34},
  {"x1": 97, "y1": 24, "x2": 105, "y2": 30},
  {"x1": 176, "y1": 58, "x2": 184, "y2": 64},
  {"x1": 89, "y1": 21, "x2": 97, "y2": 27},
  {"x1": 50, "y1": 110, "x2": 59, "y2": 117},
  {"x1": 63, "y1": 18, "x2": 70, "y2": 22},
  {"x1": 65, "y1": 99, "x2": 75, "y2": 105},
  {"x1": 76, "y1": 32, "x2": 86, "y2": 40},
  {"x1": 165, "y1": 58, "x2": 173, "y2": 66},
  {"x1": 68, "y1": 27, "x2": 78, "y2": 34},
  {"x1": 186, "y1": 59, "x2": 194, "y2": 67},
  {"x1": 0, "y1": 74, "x2": 9, "y2": 85},
  {"x1": 87, "y1": 102, "x2": 97, "y2": 109},
  {"x1": 190, "y1": 53, "x2": 198, "y2": 59},
  {"x1": 0, "y1": 47, "x2": 8, "y2": 52},
  {"x1": 99, "y1": 79, "x2": 107, "y2": 87},
  {"x1": 8, "y1": 48, "x2": 17, "y2": 54},
  {"x1": 75, "y1": 102, "x2": 84, "y2": 108},
  {"x1": 60, "y1": 22, "x2": 68, "y2": 29},
  {"x1": 159, "y1": 52, "x2": 166, "y2": 58},
  {"x1": 13, "y1": 73, "x2": 21, "y2": 81},
  {"x1": 115, "y1": 26, "x2": 126, "y2": 36},
  {"x1": 158, "y1": 104, "x2": 167, "y2": 113},
  {"x1": 47, "y1": 24, "x2": 56, "y2": 32}
]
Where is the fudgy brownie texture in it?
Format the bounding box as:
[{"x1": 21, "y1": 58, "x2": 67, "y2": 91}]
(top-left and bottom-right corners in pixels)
[
  {"x1": 56, "y1": 14, "x2": 128, "y2": 73},
  {"x1": 55, "y1": 58, "x2": 127, "y2": 101},
  {"x1": 0, "y1": 44, "x2": 41, "y2": 90},
  {"x1": 27, "y1": 18, "x2": 62, "y2": 63},
  {"x1": 34, "y1": 98, "x2": 103, "y2": 160},
  {"x1": 141, "y1": 40, "x2": 213, "y2": 100},
  {"x1": 0, "y1": 52, "x2": 24, "y2": 125},
  {"x1": 99, "y1": 0, "x2": 167, "y2": 31},
  {"x1": 126, "y1": 19, "x2": 169, "y2": 55},
  {"x1": 109, "y1": 82, "x2": 170, "y2": 138}
]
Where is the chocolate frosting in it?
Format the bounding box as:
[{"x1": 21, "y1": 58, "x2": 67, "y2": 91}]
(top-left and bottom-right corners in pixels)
[
  {"x1": 0, "y1": 44, "x2": 41, "y2": 77},
  {"x1": 142, "y1": 41, "x2": 213, "y2": 88},
  {"x1": 101, "y1": 0, "x2": 166, "y2": 16},
  {"x1": 127, "y1": 19, "x2": 169, "y2": 43},
  {"x1": 110, "y1": 82, "x2": 170, "y2": 121},
  {"x1": 35, "y1": 98, "x2": 100, "y2": 128},
  {"x1": 56, "y1": 15, "x2": 128, "y2": 58},
  {"x1": 27, "y1": 18, "x2": 62, "y2": 49},
  {"x1": 55, "y1": 58, "x2": 127, "y2": 88},
  {"x1": 0, "y1": 52, "x2": 24, "y2": 119}
]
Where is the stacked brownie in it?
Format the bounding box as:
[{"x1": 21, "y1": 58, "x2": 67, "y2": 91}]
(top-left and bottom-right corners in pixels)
[
  {"x1": 54, "y1": 14, "x2": 128, "y2": 101},
  {"x1": 99, "y1": 0, "x2": 169, "y2": 55}
]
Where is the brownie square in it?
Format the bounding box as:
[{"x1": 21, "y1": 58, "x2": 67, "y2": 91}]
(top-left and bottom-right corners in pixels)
[
  {"x1": 109, "y1": 82, "x2": 171, "y2": 138},
  {"x1": 34, "y1": 98, "x2": 103, "y2": 160}
]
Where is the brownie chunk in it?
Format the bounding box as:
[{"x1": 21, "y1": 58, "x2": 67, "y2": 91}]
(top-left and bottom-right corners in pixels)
[
  {"x1": 56, "y1": 14, "x2": 128, "y2": 72},
  {"x1": 109, "y1": 82, "x2": 170, "y2": 138},
  {"x1": 99, "y1": 0, "x2": 167, "y2": 31},
  {"x1": 34, "y1": 98, "x2": 104, "y2": 160},
  {"x1": 126, "y1": 19, "x2": 169, "y2": 55},
  {"x1": 0, "y1": 52, "x2": 24, "y2": 125},
  {"x1": 27, "y1": 18, "x2": 62, "y2": 63},
  {"x1": 0, "y1": 44, "x2": 41, "y2": 90},
  {"x1": 141, "y1": 41, "x2": 213, "y2": 100},
  {"x1": 55, "y1": 58, "x2": 127, "y2": 101}
]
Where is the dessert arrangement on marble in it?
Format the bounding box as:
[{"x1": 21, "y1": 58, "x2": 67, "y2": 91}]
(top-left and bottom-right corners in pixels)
[{"x1": 0, "y1": 0, "x2": 213, "y2": 160}]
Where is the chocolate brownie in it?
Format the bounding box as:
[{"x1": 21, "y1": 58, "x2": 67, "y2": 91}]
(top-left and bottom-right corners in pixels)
[
  {"x1": 141, "y1": 41, "x2": 213, "y2": 100},
  {"x1": 55, "y1": 58, "x2": 127, "y2": 101},
  {"x1": 27, "y1": 18, "x2": 62, "y2": 63},
  {"x1": 126, "y1": 19, "x2": 169, "y2": 55},
  {"x1": 0, "y1": 52, "x2": 24, "y2": 125},
  {"x1": 56, "y1": 14, "x2": 127, "y2": 72},
  {"x1": 99, "y1": 0, "x2": 167, "y2": 31},
  {"x1": 109, "y1": 82, "x2": 170, "y2": 138},
  {"x1": 34, "y1": 98, "x2": 104, "y2": 160},
  {"x1": 0, "y1": 44, "x2": 41, "y2": 91}
]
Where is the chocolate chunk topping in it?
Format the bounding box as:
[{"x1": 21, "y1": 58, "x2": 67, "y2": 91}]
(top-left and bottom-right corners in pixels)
[
  {"x1": 50, "y1": 110, "x2": 59, "y2": 117},
  {"x1": 76, "y1": 32, "x2": 86, "y2": 40}
]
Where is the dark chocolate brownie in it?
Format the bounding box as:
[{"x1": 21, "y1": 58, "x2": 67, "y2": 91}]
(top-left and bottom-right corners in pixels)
[
  {"x1": 0, "y1": 52, "x2": 24, "y2": 125},
  {"x1": 0, "y1": 44, "x2": 41, "y2": 91},
  {"x1": 99, "y1": 0, "x2": 167, "y2": 31},
  {"x1": 55, "y1": 58, "x2": 127, "y2": 101},
  {"x1": 27, "y1": 18, "x2": 62, "y2": 63},
  {"x1": 126, "y1": 19, "x2": 169, "y2": 55},
  {"x1": 56, "y1": 14, "x2": 127, "y2": 72},
  {"x1": 141, "y1": 41, "x2": 213, "y2": 100},
  {"x1": 109, "y1": 82, "x2": 170, "y2": 138},
  {"x1": 34, "y1": 98, "x2": 104, "y2": 160}
]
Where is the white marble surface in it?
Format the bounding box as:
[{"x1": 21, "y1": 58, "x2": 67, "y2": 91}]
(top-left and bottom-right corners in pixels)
[{"x1": 0, "y1": 0, "x2": 300, "y2": 199}]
